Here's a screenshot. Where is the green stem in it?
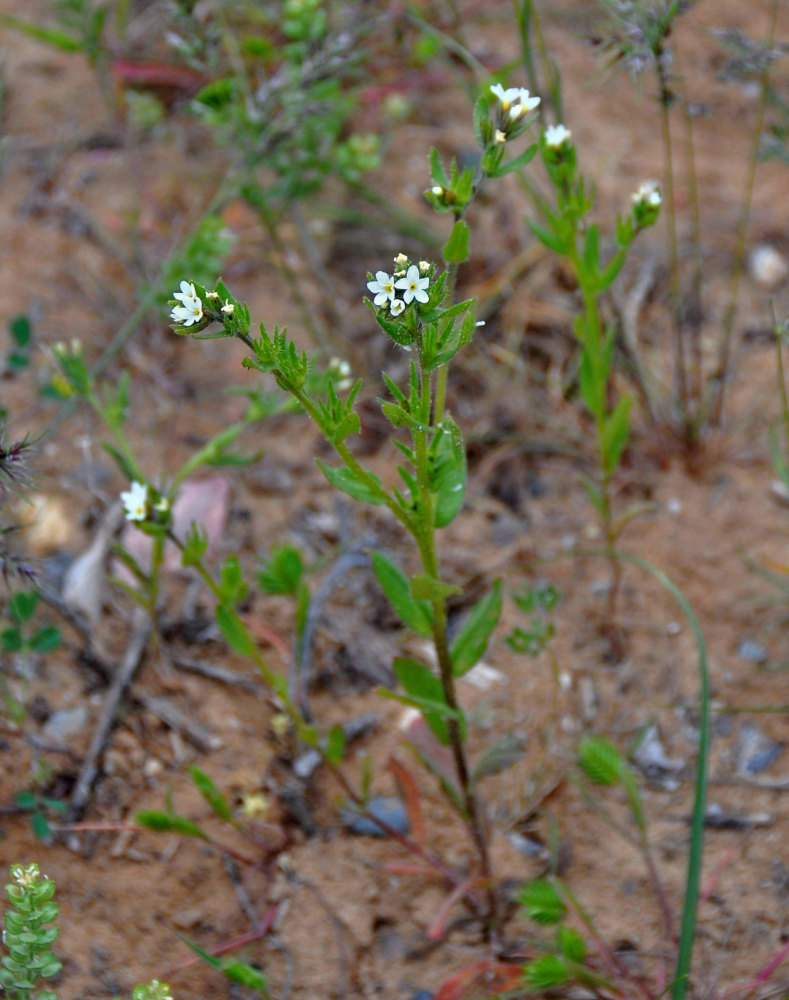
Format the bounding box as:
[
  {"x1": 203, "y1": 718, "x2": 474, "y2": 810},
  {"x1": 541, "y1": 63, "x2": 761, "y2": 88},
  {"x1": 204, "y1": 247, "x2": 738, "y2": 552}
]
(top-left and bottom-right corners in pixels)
[{"x1": 411, "y1": 360, "x2": 496, "y2": 936}]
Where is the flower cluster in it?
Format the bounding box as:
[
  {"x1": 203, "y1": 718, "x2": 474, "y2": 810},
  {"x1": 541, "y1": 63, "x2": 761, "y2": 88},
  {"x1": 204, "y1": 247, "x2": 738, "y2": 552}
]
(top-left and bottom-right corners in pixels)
[
  {"x1": 490, "y1": 83, "x2": 541, "y2": 119},
  {"x1": 367, "y1": 254, "x2": 431, "y2": 317},
  {"x1": 489, "y1": 83, "x2": 541, "y2": 141},
  {"x1": 170, "y1": 281, "x2": 204, "y2": 327}
]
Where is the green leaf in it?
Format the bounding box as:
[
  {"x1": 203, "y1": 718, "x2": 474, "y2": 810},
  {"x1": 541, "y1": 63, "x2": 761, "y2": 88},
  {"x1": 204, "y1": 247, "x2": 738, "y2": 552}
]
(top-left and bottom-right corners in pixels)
[
  {"x1": 384, "y1": 657, "x2": 465, "y2": 746},
  {"x1": 492, "y1": 143, "x2": 538, "y2": 177},
  {"x1": 582, "y1": 223, "x2": 600, "y2": 276},
  {"x1": 316, "y1": 460, "x2": 386, "y2": 505},
  {"x1": 1, "y1": 627, "x2": 24, "y2": 652},
  {"x1": 519, "y1": 879, "x2": 566, "y2": 925},
  {"x1": 102, "y1": 442, "x2": 140, "y2": 483},
  {"x1": 0, "y1": 15, "x2": 82, "y2": 51},
  {"x1": 450, "y1": 580, "x2": 502, "y2": 676},
  {"x1": 29, "y1": 625, "x2": 61, "y2": 653},
  {"x1": 9, "y1": 590, "x2": 38, "y2": 624},
  {"x1": 222, "y1": 962, "x2": 268, "y2": 992},
  {"x1": 601, "y1": 394, "x2": 632, "y2": 473},
  {"x1": 9, "y1": 314, "x2": 32, "y2": 347},
  {"x1": 7, "y1": 351, "x2": 30, "y2": 371},
  {"x1": 442, "y1": 219, "x2": 470, "y2": 264},
  {"x1": 371, "y1": 551, "x2": 432, "y2": 637},
  {"x1": 428, "y1": 146, "x2": 449, "y2": 187},
  {"x1": 579, "y1": 473, "x2": 604, "y2": 518},
  {"x1": 135, "y1": 811, "x2": 209, "y2": 841},
  {"x1": 471, "y1": 731, "x2": 526, "y2": 784},
  {"x1": 578, "y1": 735, "x2": 623, "y2": 786},
  {"x1": 430, "y1": 417, "x2": 467, "y2": 528},
  {"x1": 31, "y1": 811, "x2": 53, "y2": 841},
  {"x1": 258, "y1": 545, "x2": 304, "y2": 595},
  {"x1": 527, "y1": 218, "x2": 566, "y2": 254},
  {"x1": 219, "y1": 556, "x2": 247, "y2": 604},
  {"x1": 524, "y1": 954, "x2": 569, "y2": 989},
  {"x1": 410, "y1": 573, "x2": 461, "y2": 601},
  {"x1": 216, "y1": 605, "x2": 257, "y2": 658},
  {"x1": 558, "y1": 926, "x2": 587, "y2": 963},
  {"x1": 14, "y1": 790, "x2": 37, "y2": 809},
  {"x1": 188, "y1": 766, "x2": 233, "y2": 823},
  {"x1": 325, "y1": 724, "x2": 346, "y2": 766}
]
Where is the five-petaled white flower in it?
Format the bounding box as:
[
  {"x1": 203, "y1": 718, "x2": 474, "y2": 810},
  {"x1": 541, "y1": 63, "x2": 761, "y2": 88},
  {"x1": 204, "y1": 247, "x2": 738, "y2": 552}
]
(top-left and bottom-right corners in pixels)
[
  {"x1": 632, "y1": 182, "x2": 661, "y2": 207},
  {"x1": 170, "y1": 281, "x2": 204, "y2": 327},
  {"x1": 517, "y1": 88, "x2": 541, "y2": 112},
  {"x1": 367, "y1": 271, "x2": 397, "y2": 306},
  {"x1": 490, "y1": 83, "x2": 522, "y2": 110},
  {"x1": 121, "y1": 481, "x2": 148, "y2": 522},
  {"x1": 390, "y1": 299, "x2": 405, "y2": 317},
  {"x1": 395, "y1": 265, "x2": 430, "y2": 305},
  {"x1": 544, "y1": 123, "x2": 571, "y2": 148}
]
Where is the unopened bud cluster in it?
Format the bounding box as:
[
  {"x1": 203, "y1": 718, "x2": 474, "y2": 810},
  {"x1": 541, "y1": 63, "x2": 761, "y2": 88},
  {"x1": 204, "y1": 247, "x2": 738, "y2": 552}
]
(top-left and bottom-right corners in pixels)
[{"x1": 1, "y1": 863, "x2": 61, "y2": 999}]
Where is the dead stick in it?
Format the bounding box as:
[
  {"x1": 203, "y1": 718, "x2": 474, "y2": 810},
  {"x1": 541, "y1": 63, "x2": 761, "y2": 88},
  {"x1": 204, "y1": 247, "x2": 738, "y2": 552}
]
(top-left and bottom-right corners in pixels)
[{"x1": 67, "y1": 608, "x2": 151, "y2": 820}]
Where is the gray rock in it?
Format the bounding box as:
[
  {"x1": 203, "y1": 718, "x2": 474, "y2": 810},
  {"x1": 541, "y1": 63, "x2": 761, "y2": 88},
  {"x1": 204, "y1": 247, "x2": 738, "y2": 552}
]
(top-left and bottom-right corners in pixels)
[
  {"x1": 737, "y1": 638, "x2": 768, "y2": 663},
  {"x1": 42, "y1": 705, "x2": 89, "y2": 741},
  {"x1": 736, "y1": 722, "x2": 784, "y2": 775},
  {"x1": 342, "y1": 796, "x2": 410, "y2": 837}
]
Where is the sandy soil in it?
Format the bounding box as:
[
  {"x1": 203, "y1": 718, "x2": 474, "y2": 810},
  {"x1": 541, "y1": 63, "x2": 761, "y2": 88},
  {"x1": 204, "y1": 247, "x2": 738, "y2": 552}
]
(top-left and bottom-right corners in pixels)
[{"x1": 0, "y1": 1, "x2": 787, "y2": 998}]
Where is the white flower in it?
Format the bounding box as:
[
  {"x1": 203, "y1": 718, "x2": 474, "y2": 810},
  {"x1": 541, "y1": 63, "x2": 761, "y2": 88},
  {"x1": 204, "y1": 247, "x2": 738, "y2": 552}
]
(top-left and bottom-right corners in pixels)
[
  {"x1": 418, "y1": 260, "x2": 431, "y2": 275},
  {"x1": 431, "y1": 185, "x2": 443, "y2": 196},
  {"x1": 206, "y1": 291, "x2": 219, "y2": 300},
  {"x1": 390, "y1": 298, "x2": 406, "y2": 316},
  {"x1": 544, "y1": 123, "x2": 571, "y2": 148},
  {"x1": 393, "y1": 252, "x2": 409, "y2": 268},
  {"x1": 367, "y1": 271, "x2": 397, "y2": 306},
  {"x1": 495, "y1": 129, "x2": 507, "y2": 144},
  {"x1": 632, "y1": 181, "x2": 661, "y2": 207},
  {"x1": 121, "y1": 481, "x2": 148, "y2": 522},
  {"x1": 170, "y1": 281, "x2": 203, "y2": 327},
  {"x1": 395, "y1": 264, "x2": 430, "y2": 305},
  {"x1": 490, "y1": 83, "x2": 521, "y2": 110},
  {"x1": 221, "y1": 301, "x2": 235, "y2": 315},
  {"x1": 517, "y1": 88, "x2": 541, "y2": 112}
]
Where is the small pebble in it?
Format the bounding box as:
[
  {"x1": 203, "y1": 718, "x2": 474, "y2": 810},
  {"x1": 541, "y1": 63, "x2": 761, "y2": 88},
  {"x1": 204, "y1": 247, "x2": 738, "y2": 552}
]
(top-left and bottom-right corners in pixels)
[
  {"x1": 42, "y1": 705, "x2": 89, "y2": 741},
  {"x1": 737, "y1": 638, "x2": 768, "y2": 663},
  {"x1": 736, "y1": 722, "x2": 784, "y2": 775},
  {"x1": 749, "y1": 243, "x2": 788, "y2": 289},
  {"x1": 342, "y1": 796, "x2": 410, "y2": 837}
]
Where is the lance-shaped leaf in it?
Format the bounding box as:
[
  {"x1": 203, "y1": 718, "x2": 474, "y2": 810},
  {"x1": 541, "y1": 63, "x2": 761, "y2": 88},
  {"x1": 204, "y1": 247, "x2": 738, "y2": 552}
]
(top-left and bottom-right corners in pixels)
[
  {"x1": 136, "y1": 811, "x2": 209, "y2": 841},
  {"x1": 601, "y1": 394, "x2": 632, "y2": 473},
  {"x1": 372, "y1": 551, "x2": 433, "y2": 637},
  {"x1": 442, "y1": 219, "x2": 470, "y2": 264},
  {"x1": 378, "y1": 657, "x2": 465, "y2": 746},
  {"x1": 189, "y1": 766, "x2": 233, "y2": 823},
  {"x1": 450, "y1": 580, "x2": 502, "y2": 676},
  {"x1": 316, "y1": 460, "x2": 386, "y2": 505},
  {"x1": 216, "y1": 605, "x2": 257, "y2": 658},
  {"x1": 430, "y1": 416, "x2": 467, "y2": 528}
]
